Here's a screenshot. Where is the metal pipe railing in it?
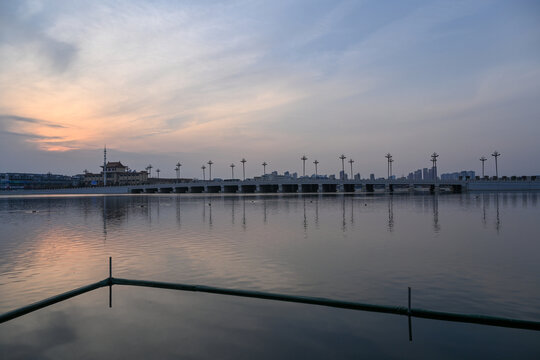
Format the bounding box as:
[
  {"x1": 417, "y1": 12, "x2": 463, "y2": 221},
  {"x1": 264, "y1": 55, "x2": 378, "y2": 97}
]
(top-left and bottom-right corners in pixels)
[{"x1": 1, "y1": 258, "x2": 539, "y2": 333}]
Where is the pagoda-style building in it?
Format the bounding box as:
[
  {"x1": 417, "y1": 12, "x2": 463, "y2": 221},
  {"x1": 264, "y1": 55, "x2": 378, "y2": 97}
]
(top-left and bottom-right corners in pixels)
[{"x1": 84, "y1": 161, "x2": 148, "y2": 186}]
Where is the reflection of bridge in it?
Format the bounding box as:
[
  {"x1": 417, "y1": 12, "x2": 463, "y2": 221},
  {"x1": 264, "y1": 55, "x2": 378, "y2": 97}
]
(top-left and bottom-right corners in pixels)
[{"x1": 1, "y1": 178, "x2": 539, "y2": 195}]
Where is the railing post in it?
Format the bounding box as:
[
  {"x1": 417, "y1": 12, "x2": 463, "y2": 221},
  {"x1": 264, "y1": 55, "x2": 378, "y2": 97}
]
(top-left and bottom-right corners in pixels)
[
  {"x1": 109, "y1": 257, "x2": 112, "y2": 308},
  {"x1": 408, "y1": 287, "x2": 412, "y2": 342}
]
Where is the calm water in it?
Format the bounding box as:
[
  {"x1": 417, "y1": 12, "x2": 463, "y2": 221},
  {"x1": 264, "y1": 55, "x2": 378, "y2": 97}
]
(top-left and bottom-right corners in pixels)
[{"x1": 0, "y1": 193, "x2": 539, "y2": 359}]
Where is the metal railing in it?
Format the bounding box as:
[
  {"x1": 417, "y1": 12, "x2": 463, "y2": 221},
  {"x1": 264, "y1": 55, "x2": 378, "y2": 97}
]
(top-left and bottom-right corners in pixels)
[{"x1": 1, "y1": 258, "x2": 539, "y2": 340}]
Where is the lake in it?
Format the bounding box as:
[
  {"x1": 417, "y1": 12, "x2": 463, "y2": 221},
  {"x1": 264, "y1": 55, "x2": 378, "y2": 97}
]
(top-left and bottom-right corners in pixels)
[{"x1": 0, "y1": 193, "x2": 539, "y2": 359}]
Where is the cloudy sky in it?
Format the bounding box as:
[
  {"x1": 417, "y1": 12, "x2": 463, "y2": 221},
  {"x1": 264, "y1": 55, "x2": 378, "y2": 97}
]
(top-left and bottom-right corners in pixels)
[{"x1": 1, "y1": 0, "x2": 539, "y2": 178}]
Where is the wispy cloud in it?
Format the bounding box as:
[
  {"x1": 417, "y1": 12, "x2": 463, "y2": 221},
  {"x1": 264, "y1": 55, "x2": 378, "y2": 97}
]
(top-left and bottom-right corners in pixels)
[{"x1": 0, "y1": 115, "x2": 67, "y2": 128}]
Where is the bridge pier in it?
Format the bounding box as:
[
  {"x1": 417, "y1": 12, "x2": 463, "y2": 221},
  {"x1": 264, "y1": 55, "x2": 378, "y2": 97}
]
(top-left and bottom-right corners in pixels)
[
  {"x1": 258, "y1": 184, "x2": 279, "y2": 193},
  {"x1": 280, "y1": 184, "x2": 298, "y2": 193},
  {"x1": 385, "y1": 184, "x2": 394, "y2": 193},
  {"x1": 222, "y1": 185, "x2": 238, "y2": 193},
  {"x1": 240, "y1": 185, "x2": 257, "y2": 193},
  {"x1": 300, "y1": 184, "x2": 318, "y2": 193},
  {"x1": 365, "y1": 184, "x2": 374, "y2": 193},
  {"x1": 321, "y1": 184, "x2": 337, "y2": 192},
  {"x1": 429, "y1": 184, "x2": 440, "y2": 194},
  {"x1": 342, "y1": 184, "x2": 355, "y2": 192},
  {"x1": 205, "y1": 185, "x2": 221, "y2": 193},
  {"x1": 189, "y1": 186, "x2": 204, "y2": 193}
]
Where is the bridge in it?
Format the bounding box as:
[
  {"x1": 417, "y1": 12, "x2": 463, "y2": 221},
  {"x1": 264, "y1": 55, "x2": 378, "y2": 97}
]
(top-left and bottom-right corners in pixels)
[
  {"x1": 129, "y1": 178, "x2": 467, "y2": 194},
  {"x1": 2, "y1": 178, "x2": 539, "y2": 195}
]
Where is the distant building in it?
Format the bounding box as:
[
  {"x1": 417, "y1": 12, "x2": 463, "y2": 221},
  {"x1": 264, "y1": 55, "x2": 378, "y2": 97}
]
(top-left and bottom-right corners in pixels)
[
  {"x1": 0, "y1": 173, "x2": 76, "y2": 190},
  {"x1": 370, "y1": 173, "x2": 375, "y2": 181},
  {"x1": 440, "y1": 170, "x2": 475, "y2": 180},
  {"x1": 83, "y1": 161, "x2": 148, "y2": 186}
]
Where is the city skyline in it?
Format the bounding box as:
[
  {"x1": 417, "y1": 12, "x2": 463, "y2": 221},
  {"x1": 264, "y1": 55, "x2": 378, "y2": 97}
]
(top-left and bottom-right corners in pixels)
[{"x1": 1, "y1": 1, "x2": 540, "y2": 177}]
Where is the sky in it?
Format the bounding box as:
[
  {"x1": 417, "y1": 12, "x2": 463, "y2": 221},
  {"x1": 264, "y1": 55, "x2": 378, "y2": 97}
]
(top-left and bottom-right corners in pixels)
[{"x1": 1, "y1": 0, "x2": 539, "y2": 179}]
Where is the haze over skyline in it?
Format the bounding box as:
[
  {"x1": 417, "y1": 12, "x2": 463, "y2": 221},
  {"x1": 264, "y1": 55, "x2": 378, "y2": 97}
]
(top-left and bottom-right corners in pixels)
[{"x1": 1, "y1": 0, "x2": 539, "y2": 178}]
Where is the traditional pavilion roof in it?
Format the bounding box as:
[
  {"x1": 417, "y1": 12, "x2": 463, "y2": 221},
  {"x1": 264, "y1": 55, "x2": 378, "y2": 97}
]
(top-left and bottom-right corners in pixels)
[{"x1": 101, "y1": 161, "x2": 126, "y2": 168}]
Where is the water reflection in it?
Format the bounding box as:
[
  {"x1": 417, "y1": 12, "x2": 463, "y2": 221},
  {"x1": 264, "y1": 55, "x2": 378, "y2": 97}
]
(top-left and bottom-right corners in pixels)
[
  {"x1": 387, "y1": 196, "x2": 394, "y2": 232},
  {"x1": 51, "y1": 192, "x2": 540, "y2": 237}
]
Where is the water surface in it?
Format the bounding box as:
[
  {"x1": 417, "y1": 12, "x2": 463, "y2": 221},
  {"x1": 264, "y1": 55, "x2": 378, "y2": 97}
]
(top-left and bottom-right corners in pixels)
[{"x1": 0, "y1": 193, "x2": 539, "y2": 358}]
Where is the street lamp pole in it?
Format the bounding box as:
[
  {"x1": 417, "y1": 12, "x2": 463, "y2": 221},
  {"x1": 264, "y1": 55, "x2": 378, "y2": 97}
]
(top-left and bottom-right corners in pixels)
[
  {"x1": 241, "y1": 158, "x2": 247, "y2": 180},
  {"x1": 262, "y1": 162, "x2": 267, "y2": 176},
  {"x1": 491, "y1": 151, "x2": 500, "y2": 177},
  {"x1": 207, "y1": 160, "x2": 213, "y2": 181},
  {"x1": 348, "y1": 158, "x2": 354, "y2": 180},
  {"x1": 176, "y1": 162, "x2": 182, "y2": 180},
  {"x1": 385, "y1": 153, "x2": 392, "y2": 179},
  {"x1": 301, "y1": 155, "x2": 308, "y2": 177},
  {"x1": 431, "y1": 152, "x2": 439, "y2": 180},
  {"x1": 201, "y1": 165, "x2": 206, "y2": 181},
  {"x1": 313, "y1": 160, "x2": 319, "y2": 177},
  {"x1": 339, "y1": 154, "x2": 346, "y2": 180},
  {"x1": 479, "y1": 156, "x2": 487, "y2": 178},
  {"x1": 230, "y1": 163, "x2": 235, "y2": 179}
]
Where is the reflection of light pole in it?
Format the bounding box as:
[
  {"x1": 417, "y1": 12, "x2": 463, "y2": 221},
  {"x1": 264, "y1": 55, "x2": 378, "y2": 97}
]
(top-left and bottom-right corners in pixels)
[
  {"x1": 262, "y1": 161, "x2": 267, "y2": 176},
  {"x1": 230, "y1": 163, "x2": 235, "y2": 179},
  {"x1": 207, "y1": 160, "x2": 213, "y2": 181},
  {"x1": 385, "y1": 153, "x2": 392, "y2": 179},
  {"x1": 339, "y1": 154, "x2": 346, "y2": 180},
  {"x1": 241, "y1": 158, "x2": 247, "y2": 180},
  {"x1": 479, "y1": 156, "x2": 487, "y2": 178},
  {"x1": 492, "y1": 151, "x2": 500, "y2": 177},
  {"x1": 201, "y1": 165, "x2": 206, "y2": 181},
  {"x1": 156, "y1": 169, "x2": 160, "y2": 179},
  {"x1": 313, "y1": 160, "x2": 319, "y2": 177},
  {"x1": 348, "y1": 158, "x2": 354, "y2": 179},
  {"x1": 301, "y1": 155, "x2": 307, "y2": 177},
  {"x1": 430, "y1": 152, "x2": 439, "y2": 180}
]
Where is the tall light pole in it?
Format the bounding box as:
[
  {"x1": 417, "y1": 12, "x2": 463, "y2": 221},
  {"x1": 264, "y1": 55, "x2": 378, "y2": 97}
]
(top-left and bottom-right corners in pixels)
[
  {"x1": 156, "y1": 169, "x2": 160, "y2": 179},
  {"x1": 176, "y1": 162, "x2": 182, "y2": 180},
  {"x1": 479, "y1": 156, "x2": 487, "y2": 178},
  {"x1": 313, "y1": 160, "x2": 319, "y2": 177},
  {"x1": 230, "y1": 163, "x2": 235, "y2": 179},
  {"x1": 146, "y1": 164, "x2": 153, "y2": 178},
  {"x1": 103, "y1": 146, "x2": 107, "y2": 186},
  {"x1": 348, "y1": 158, "x2": 354, "y2": 179},
  {"x1": 301, "y1": 155, "x2": 308, "y2": 177},
  {"x1": 207, "y1": 160, "x2": 213, "y2": 181},
  {"x1": 201, "y1": 165, "x2": 206, "y2": 181},
  {"x1": 262, "y1": 161, "x2": 267, "y2": 176},
  {"x1": 431, "y1": 152, "x2": 439, "y2": 180},
  {"x1": 389, "y1": 158, "x2": 394, "y2": 179},
  {"x1": 385, "y1": 153, "x2": 392, "y2": 179},
  {"x1": 339, "y1": 154, "x2": 346, "y2": 180},
  {"x1": 241, "y1": 158, "x2": 247, "y2": 180},
  {"x1": 491, "y1": 151, "x2": 500, "y2": 177}
]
